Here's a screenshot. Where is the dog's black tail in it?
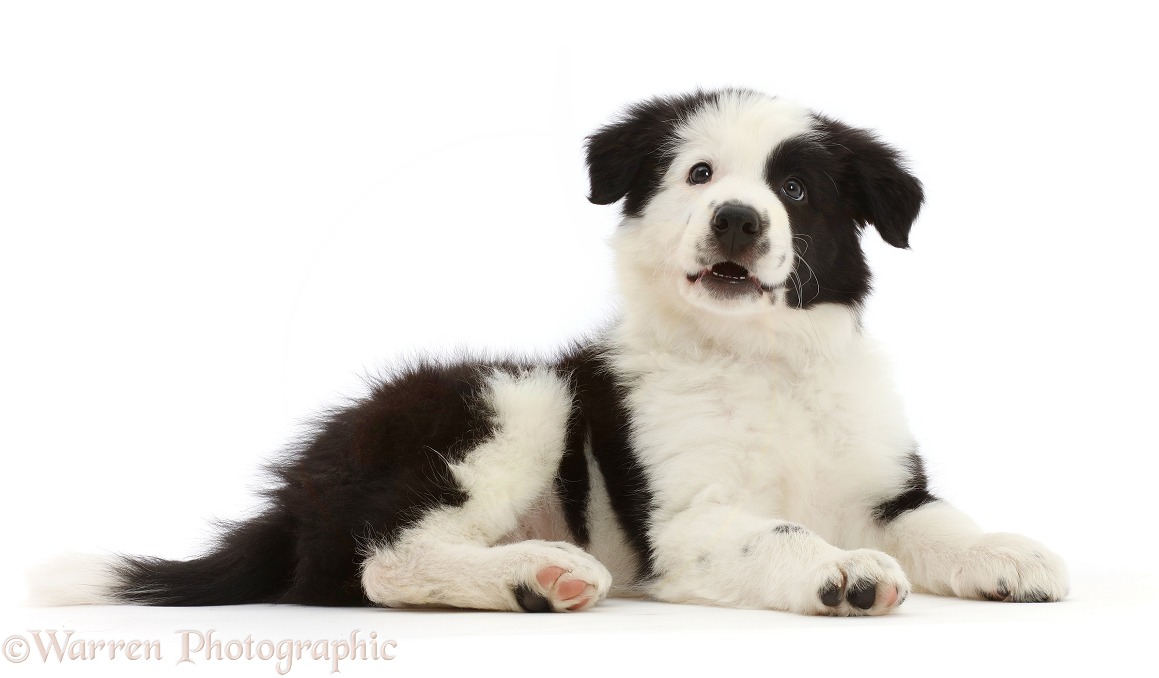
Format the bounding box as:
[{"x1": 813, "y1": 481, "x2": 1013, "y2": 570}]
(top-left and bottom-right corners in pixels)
[
  {"x1": 116, "y1": 510, "x2": 297, "y2": 606},
  {"x1": 29, "y1": 510, "x2": 297, "y2": 606}
]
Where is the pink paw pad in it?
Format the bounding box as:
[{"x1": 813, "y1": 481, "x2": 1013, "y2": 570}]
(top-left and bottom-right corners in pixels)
[
  {"x1": 881, "y1": 585, "x2": 899, "y2": 608},
  {"x1": 533, "y1": 566, "x2": 595, "y2": 611}
]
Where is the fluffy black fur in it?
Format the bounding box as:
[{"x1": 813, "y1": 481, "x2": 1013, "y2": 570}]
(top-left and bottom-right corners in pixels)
[
  {"x1": 558, "y1": 346, "x2": 658, "y2": 579},
  {"x1": 118, "y1": 362, "x2": 495, "y2": 606}
]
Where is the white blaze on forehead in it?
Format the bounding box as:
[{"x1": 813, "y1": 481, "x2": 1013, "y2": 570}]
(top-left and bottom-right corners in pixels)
[{"x1": 669, "y1": 91, "x2": 814, "y2": 179}]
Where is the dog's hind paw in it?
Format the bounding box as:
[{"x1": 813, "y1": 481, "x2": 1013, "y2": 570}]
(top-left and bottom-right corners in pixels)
[{"x1": 509, "y1": 541, "x2": 612, "y2": 612}]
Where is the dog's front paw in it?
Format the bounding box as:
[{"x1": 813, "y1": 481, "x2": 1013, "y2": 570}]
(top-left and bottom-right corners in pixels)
[
  {"x1": 811, "y1": 549, "x2": 911, "y2": 616},
  {"x1": 950, "y1": 533, "x2": 1069, "y2": 603}
]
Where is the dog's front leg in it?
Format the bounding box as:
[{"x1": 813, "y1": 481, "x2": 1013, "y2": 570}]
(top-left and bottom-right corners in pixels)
[
  {"x1": 873, "y1": 500, "x2": 1070, "y2": 603},
  {"x1": 647, "y1": 501, "x2": 910, "y2": 616}
]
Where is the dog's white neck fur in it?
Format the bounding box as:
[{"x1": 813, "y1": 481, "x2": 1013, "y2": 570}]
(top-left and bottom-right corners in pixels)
[{"x1": 611, "y1": 224, "x2": 860, "y2": 368}]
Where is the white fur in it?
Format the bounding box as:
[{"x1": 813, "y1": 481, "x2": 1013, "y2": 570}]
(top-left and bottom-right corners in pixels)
[{"x1": 27, "y1": 553, "x2": 121, "y2": 606}]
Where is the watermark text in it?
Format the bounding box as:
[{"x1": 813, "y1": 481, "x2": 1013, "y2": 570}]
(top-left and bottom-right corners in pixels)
[{"x1": 3, "y1": 629, "x2": 396, "y2": 674}]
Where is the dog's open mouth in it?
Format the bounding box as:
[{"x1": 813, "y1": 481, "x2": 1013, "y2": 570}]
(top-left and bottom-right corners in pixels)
[{"x1": 686, "y1": 262, "x2": 775, "y2": 299}]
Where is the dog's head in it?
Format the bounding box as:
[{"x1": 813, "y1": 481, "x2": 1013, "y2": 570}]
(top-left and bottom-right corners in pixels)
[{"x1": 587, "y1": 89, "x2": 923, "y2": 316}]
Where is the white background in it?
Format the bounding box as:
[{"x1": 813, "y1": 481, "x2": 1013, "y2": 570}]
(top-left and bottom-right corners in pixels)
[{"x1": 1, "y1": 1, "x2": 1156, "y2": 676}]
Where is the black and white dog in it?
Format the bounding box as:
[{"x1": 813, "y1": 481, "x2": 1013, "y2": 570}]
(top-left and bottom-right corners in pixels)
[{"x1": 33, "y1": 89, "x2": 1069, "y2": 616}]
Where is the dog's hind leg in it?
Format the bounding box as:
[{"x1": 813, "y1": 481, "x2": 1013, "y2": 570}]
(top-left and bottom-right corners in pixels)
[
  {"x1": 360, "y1": 367, "x2": 612, "y2": 612},
  {"x1": 364, "y1": 538, "x2": 611, "y2": 612}
]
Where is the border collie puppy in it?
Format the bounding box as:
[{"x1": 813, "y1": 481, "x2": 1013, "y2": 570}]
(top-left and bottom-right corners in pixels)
[{"x1": 32, "y1": 89, "x2": 1069, "y2": 616}]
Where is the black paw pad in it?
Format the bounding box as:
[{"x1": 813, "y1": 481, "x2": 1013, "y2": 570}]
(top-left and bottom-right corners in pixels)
[
  {"x1": 514, "y1": 584, "x2": 552, "y2": 613},
  {"x1": 847, "y1": 580, "x2": 877, "y2": 610},
  {"x1": 819, "y1": 581, "x2": 843, "y2": 607}
]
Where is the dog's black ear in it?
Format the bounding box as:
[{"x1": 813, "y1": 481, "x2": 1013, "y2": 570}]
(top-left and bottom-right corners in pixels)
[
  {"x1": 585, "y1": 93, "x2": 709, "y2": 211},
  {"x1": 585, "y1": 117, "x2": 638, "y2": 206},
  {"x1": 816, "y1": 115, "x2": 924, "y2": 249},
  {"x1": 585, "y1": 98, "x2": 670, "y2": 207}
]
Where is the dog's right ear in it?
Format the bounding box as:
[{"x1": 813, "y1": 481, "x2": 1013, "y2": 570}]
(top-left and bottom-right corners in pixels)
[
  {"x1": 585, "y1": 95, "x2": 698, "y2": 210},
  {"x1": 585, "y1": 101, "x2": 661, "y2": 206}
]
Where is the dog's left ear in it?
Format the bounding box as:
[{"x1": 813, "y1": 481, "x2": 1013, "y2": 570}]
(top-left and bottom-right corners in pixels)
[{"x1": 816, "y1": 115, "x2": 924, "y2": 249}]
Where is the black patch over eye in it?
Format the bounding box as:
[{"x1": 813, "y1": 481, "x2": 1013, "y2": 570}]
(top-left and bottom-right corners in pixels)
[
  {"x1": 688, "y1": 162, "x2": 713, "y2": 185},
  {"x1": 781, "y1": 177, "x2": 805, "y2": 201}
]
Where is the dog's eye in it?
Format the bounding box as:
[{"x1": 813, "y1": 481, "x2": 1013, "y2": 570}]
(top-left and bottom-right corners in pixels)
[
  {"x1": 781, "y1": 177, "x2": 806, "y2": 201},
  {"x1": 688, "y1": 163, "x2": 713, "y2": 185}
]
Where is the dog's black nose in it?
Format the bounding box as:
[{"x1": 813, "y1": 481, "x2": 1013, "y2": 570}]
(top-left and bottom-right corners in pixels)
[{"x1": 712, "y1": 204, "x2": 763, "y2": 255}]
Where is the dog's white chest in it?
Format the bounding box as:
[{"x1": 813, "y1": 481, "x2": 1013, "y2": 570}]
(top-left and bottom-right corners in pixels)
[
  {"x1": 625, "y1": 356, "x2": 831, "y2": 515},
  {"x1": 614, "y1": 331, "x2": 911, "y2": 545}
]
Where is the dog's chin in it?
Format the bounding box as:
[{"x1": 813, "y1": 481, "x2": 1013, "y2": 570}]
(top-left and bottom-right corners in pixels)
[{"x1": 680, "y1": 262, "x2": 782, "y2": 315}]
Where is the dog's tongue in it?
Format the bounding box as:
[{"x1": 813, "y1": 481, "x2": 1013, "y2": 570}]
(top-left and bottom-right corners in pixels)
[{"x1": 710, "y1": 262, "x2": 749, "y2": 280}]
